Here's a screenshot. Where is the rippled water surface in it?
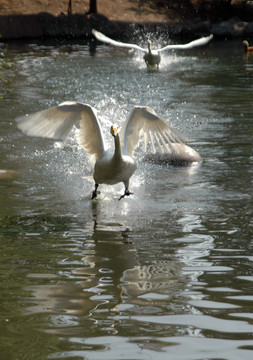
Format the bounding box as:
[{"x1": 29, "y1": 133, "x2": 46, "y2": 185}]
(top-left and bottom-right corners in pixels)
[{"x1": 0, "y1": 37, "x2": 253, "y2": 360}]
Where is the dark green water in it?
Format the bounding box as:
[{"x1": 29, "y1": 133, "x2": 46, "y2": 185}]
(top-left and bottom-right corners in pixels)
[{"x1": 0, "y1": 37, "x2": 252, "y2": 359}]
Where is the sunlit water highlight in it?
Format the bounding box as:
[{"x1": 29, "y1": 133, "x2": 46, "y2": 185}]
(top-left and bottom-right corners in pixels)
[{"x1": 0, "y1": 37, "x2": 253, "y2": 360}]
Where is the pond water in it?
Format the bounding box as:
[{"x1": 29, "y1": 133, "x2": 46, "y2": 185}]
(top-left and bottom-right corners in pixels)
[{"x1": 0, "y1": 35, "x2": 253, "y2": 360}]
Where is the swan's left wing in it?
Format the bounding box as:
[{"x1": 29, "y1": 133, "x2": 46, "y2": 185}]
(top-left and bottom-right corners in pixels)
[
  {"x1": 16, "y1": 101, "x2": 106, "y2": 161},
  {"x1": 92, "y1": 29, "x2": 146, "y2": 52},
  {"x1": 158, "y1": 34, "x2": 213, "y2": 53},
  {"x1": 119, "y1": 107, "x2": 188, "y2": 156}
]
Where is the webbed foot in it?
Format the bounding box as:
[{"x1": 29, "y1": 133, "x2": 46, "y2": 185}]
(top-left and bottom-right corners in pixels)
[
  {"x1": 91, "y1": 183, "x2": 99, "y2": 200},
  {"x1": 118, "y1": 188, "x2": 133, "y2": 201}
]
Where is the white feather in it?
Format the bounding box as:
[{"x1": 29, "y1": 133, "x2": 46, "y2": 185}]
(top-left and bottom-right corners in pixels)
[
  {"x1": 158, "y1": 35, "x2": 213, "y2": 53},
  {"x1": 16, "y1": 103, "x2": 198, "y2": 199},
  {"x1": 92, "y1": 30, "x2": 213, "y2": 68}
]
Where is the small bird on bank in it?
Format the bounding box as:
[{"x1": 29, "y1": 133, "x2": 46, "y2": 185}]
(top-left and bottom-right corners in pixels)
[
  {"x1": 92, "y1": 29, "x2": 213, "y2": 69},
  {"x1": 16, "y1": 102, "x2": 193, "y2": 200},
  {"x1": 243, "y1": 40, "x2": 253, "y2": 52}
]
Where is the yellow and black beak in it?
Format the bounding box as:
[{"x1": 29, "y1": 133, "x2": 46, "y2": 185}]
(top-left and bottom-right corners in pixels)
[{"x1": 111, "y1": 125, "x2": 118, "y2": 137}]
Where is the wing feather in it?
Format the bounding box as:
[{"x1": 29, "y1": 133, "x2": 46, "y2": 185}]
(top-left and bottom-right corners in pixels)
[
  {"x1": 92, "y1": 29, "x2": 146, "y2": 52},
  {"x1": 148, "y1": 131, "x2": 156, "y2": 153},
  {"x1": 119, "y1": 107, "x2": 188, "y2": 156},
  {"x1": 158, "y1": 34, "x2": 213, "y2": 53},
  {"x1": 16, "y1": 101, "x2": 105, "y2": 160}
]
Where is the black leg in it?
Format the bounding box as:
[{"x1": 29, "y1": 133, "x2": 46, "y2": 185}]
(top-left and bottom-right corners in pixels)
[
  {"x1": 118, "y1": 188, "x2": 133, "y2": 201},
  {"x1": 91, "y1": 183, "x2": 99, "y2": 200}
]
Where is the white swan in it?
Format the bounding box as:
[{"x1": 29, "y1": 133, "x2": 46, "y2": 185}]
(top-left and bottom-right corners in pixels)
[
  {"x1": 92, "y1": 29, "x2": 213, "y2": 69},
  {"x1": 16, "y1": 102, "x2": 193, "y2": 200}
]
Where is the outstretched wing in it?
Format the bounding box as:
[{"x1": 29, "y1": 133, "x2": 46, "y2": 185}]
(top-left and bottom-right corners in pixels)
[
  {"x1": 119, "y1": 107, "x2": 189, "y2": 156},
  {"x1": 92, "y1": 29, "x2": 146, "y2": 52},
  {"x1": 158, "y1": 34, "x2": 213, "y2": 53},
  {"x1": 16, "y1": 101, "x2": 106, "y2": 161}
]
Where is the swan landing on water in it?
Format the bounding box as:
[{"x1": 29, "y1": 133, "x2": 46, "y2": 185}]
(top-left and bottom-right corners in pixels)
[
  {"x1": 16, "y1": 102, "x2": 202, "y2": 200},
  {"x1": 92, "y1": 29, "x2": 213, "y2": 69}
]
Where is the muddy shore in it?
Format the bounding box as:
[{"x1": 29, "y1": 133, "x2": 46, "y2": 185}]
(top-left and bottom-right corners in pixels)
[{"x1": 0, "y1": 11, "x2": 252, "y2": 42}]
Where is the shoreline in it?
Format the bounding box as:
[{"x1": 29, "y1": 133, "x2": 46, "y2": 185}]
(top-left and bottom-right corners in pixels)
[{"x1": 0, "y1": 12, "x2": 253, "y2": 42}]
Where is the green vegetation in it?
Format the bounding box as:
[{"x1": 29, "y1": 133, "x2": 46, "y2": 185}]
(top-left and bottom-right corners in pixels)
[{"x1": 147, "y1": 0, "x2": 252, "y2": 21}]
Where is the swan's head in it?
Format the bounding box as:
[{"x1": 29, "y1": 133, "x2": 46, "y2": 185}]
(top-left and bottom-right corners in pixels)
[
  {"x1": 147, "y1": 40, "x2": 152, "y2": 50},
  {"x1": 110, "y1": 124, "x2": 119, "y2": 137}
]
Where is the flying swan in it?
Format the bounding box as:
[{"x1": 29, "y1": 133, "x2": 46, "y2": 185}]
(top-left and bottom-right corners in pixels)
[
  {"x1": 92, "y1": 29, "x2": 213, "y2": 69},
  {"x1": 16, "y1": 102, "x2": 199, "y2": 200}
]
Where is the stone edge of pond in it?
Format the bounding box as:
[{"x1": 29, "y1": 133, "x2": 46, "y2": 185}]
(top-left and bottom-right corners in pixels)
[{"x1": 0, "y1": 13, "x2": 252, "y2": 41}]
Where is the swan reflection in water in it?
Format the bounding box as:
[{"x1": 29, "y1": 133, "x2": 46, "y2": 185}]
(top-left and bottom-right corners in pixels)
[{"x1": 23, "y1": 215, "x2": 185, "y2": 334}]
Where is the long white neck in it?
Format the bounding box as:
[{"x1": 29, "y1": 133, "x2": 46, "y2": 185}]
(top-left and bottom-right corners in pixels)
[
  {"x1": 113, "y1": 134, "x2": 122, "y2": 161},
  {"x1": 148, "y1": 42, "x2": 152, "y2": 54}
]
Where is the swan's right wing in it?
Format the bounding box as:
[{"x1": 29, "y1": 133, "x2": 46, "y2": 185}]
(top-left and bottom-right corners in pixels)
[
  {"x1": 92, "y1": 29, "x2": 146, "y2": 52},
  {"x1": 158, "y1": 34, "x2": 213, "y2": 53},
  {"x1": 119, "y1": 107, "x2": 189, "y2": 156},
  {"x1": 16, "y1": 101, "x2": 106, "y2": 161}
]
